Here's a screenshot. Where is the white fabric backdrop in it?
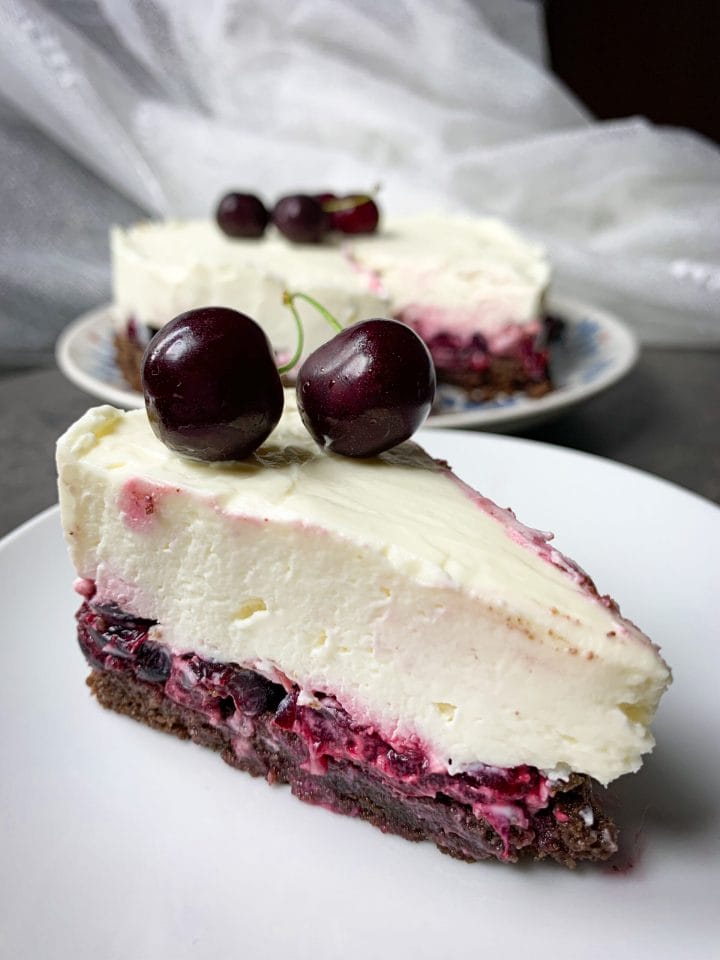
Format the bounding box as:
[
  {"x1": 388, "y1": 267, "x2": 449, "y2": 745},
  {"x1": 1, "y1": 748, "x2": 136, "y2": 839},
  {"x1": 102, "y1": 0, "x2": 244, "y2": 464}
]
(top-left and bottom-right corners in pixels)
[{"x1": 0, "y1": 0, "x2": 718, "y2": 368}]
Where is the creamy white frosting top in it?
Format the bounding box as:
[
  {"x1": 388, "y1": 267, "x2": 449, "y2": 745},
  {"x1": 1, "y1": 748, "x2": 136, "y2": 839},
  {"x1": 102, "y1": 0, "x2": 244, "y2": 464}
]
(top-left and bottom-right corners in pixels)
[
  {"x1": 112, "y1": 215, "x2": 550, "y2": 358},
  {"x1": 350, "y1": 215, "x2": 550, "y2": 337},
  {"x1": 112, "y1": 220, "x2": 386, "y2": 362},
  {"x1": 57, "y1": 397, "x2": 670, "y2": 784}
]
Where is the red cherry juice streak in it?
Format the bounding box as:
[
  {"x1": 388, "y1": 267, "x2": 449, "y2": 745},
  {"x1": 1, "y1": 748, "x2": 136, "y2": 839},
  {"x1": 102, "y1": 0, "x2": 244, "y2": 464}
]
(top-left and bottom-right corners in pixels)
[
  {"x1": 442, "y1": 464, "x2": 637, "y2": 627},
  {"x1": 76, "y1": 597, "x2": 558, "y2": 857},
  {"x1": 118, "y1": 479, "x2": 169, "y2": 531}
]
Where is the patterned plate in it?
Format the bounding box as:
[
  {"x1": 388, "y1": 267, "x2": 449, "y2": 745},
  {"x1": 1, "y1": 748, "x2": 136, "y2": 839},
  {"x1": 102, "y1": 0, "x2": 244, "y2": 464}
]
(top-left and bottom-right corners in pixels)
[{"x1": 56, "y1": 297, "x2": 638, "y2": 432}]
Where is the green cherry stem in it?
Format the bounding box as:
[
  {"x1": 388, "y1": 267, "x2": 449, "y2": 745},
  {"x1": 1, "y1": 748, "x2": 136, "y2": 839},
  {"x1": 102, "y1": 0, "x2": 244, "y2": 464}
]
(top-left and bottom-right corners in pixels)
[
  {"x1": 321, "y1": 183, "x2": 381, "y2": 214},
  {"x1": 277, "y1": 292, "x2": 305, "y2": 375},
  {"x1": 278, "y1": 290, "x2": 344, "y2": 376},
  {"x1": 285, "y1": 291, "x2": 343, "y2": 333},
  {"x1": 322, "y1": 194, "x2": 370, "y2": 213}
]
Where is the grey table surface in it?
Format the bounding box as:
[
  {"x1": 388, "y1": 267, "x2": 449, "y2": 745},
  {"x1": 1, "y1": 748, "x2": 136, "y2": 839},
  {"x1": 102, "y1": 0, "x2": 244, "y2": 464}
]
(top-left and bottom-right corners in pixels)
[{"x1": 1, "y1": 347, "x2": 719, "y2": 541}]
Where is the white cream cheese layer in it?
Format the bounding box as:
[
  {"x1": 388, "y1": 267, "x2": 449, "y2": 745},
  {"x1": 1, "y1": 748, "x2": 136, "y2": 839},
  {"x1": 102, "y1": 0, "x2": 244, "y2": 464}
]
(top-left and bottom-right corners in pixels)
[
  {"x1": 57, "y1": 400, "x2": 670, "y2": 785},
  {"x1": 111, "y1": 215, "x2": 550, "y2": 358},
  {"x1": 349, "y1": 215, "x2": 550, "y2": 340},
  {"x1": 111, "y1": 220, "x2": 388, "y2": 363}
]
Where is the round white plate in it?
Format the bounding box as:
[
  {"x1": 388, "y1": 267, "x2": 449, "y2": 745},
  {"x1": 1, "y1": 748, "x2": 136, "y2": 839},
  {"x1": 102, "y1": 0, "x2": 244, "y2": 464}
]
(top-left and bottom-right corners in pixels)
[
  {"x1": 55, "y1": 298, "x2": 638, "y2": 432},
  {"x1": 1, "y1": 433, "x2": 717, "y2": 959}
]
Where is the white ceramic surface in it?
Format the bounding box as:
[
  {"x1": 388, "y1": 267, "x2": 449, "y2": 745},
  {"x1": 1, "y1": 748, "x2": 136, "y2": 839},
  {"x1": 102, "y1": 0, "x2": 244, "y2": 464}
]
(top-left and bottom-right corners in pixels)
[
  {"x1": 1, "y1": 432, "x2": 717, "y2": 959},
  {"x1": 55, "y1": 297, "x2": 638, "y2": 432}
]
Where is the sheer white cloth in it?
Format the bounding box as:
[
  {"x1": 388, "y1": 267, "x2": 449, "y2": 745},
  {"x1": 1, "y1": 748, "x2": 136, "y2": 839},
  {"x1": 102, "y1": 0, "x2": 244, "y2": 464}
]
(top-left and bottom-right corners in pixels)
[{"x1": 1, "y1": 0, "x2": 718, "y2": 366}]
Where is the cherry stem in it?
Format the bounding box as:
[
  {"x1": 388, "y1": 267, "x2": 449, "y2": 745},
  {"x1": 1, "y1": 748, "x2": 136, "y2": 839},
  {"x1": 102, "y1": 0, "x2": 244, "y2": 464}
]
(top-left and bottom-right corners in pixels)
[
  {"x1": 322, "y1": 194, "x2": 370, "y2": 213},
  {"x1": 321, "y1": 184, "x2": 381, "y2": 213},
  {"x1": 290, "y1": 291, "x2": 343, "y2": 332},
  {"x1": 279, "y1": 291, "x2": 343, "y2": 374},
  {"x1": 280, "y1": 290, "x2": 346, "y2": 374},
  {"x1": 277, "y1": 293, "x2": 306, "y2": 374}
]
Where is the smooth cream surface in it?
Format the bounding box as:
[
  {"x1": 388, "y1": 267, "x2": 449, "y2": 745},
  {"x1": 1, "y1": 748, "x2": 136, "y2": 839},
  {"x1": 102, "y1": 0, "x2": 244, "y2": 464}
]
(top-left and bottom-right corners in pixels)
[
  {"x1": 111, "y1": 215, "x2": 550, "y2": 357},
  {"x1": 57, "y1": 400, "x2": 670, "y2": 784},
  {"x1": 111, "y1": 221, "x2": 386, "y2": 362},
  {"x1": 350, "y1": 215, "x2": 550, "y2": 338}
]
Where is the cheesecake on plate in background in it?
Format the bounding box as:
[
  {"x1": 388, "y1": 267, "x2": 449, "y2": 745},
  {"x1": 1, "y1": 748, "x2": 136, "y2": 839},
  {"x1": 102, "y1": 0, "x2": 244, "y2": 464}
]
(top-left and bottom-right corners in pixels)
[{"x1": 111, "y1": 214, "x2": 554, "y2": 401}]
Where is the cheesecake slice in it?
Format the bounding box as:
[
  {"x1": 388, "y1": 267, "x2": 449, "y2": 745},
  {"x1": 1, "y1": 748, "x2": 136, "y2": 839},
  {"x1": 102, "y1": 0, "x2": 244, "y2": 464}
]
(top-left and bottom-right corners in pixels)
[
  {"x1": 56, "y1": 397, "x2": 670, "y2": 866},
  {"x1": 111, "y1": 215, "x2": 553, "y2": 400}
]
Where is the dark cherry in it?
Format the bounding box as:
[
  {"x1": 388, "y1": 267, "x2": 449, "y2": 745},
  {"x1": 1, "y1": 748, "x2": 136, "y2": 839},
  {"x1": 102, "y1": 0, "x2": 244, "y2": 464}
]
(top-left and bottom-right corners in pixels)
[
  {"x1": 228, "y1": 670, "x2": 286, "y2": 716},
  {"x1": 273, "y1": 690, "x2": 299, "y2": 730},
  {"x1": 387, "y1": 746, "x2": 427, "y2": 779},
  {"x1": 93, "y1": 602, "x2": 155, "y2": 629},
  {"x1": 331, "y1": 195, "x2": 380, "y2": 234},
  {"x1": 296, "y1": 319, "x2": 436, "y2": 457},
  {"x1": 272, "y1": 194, "x2": 328, "y2": 243},
  {"x1": 142, "y1": 306, "x2": 284, "y2": 461},
  {"x1": 312, "y1": 192, "x2": 337, "y2": 205},
  {"x1": 135, "y1": 642, "x2": 172, "y2": 684},
  {"x1": 215, "y1": 192, "x2": 269, "y2": 238},
  {"x1": 179, "y1": 654, "x2": 234, "y2": 692}
]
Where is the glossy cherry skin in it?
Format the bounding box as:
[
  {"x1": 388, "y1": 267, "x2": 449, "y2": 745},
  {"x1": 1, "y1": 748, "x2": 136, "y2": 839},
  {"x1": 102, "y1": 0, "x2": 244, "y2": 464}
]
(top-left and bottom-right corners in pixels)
[
  {"x1": 296, "y1": 319, "x2": 436, "y2": 457},
  {"x1": 215, "y1": 192, "x2": 269, "y2": 238},
  {"x1": 272, "y1": 194, "x2": 329, "y2": 243},
  {"x1": 331, "y1": 196, "x2": 380, "y2": 234},
  {"x1": 313, "y1": 192, "x2": 337, "y2": 206},
  {"x1": 142, "y1": 307, "x2": 284, "y2": 461}
]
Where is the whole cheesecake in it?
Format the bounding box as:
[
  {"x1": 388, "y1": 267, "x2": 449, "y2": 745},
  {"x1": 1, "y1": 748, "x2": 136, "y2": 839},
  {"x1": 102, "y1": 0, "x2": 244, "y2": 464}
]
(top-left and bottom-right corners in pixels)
[
  {"x1": 56, "y1": 395, "x2": 671, "y2": 866},
  {"x1": 111, "y1": 215, "x2": 554, "y2": 400}
]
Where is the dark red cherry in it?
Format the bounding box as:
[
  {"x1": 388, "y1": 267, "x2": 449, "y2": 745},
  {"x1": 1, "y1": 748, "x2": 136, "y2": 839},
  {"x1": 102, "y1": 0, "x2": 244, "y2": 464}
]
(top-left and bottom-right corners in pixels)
[
  {"x1": 135, "y1": 642, "x2": 172, "y2": 684},
  {"x1": 215, "y1": 192, "x2": 269, "y2": 238},
  {"x1": 296, "y1": 319, "x2": 435, "y2": 457},
  {"x1": 312, "y1": 192, "x2": 337, "y2": 207},
  {"x1": 331, "y1": 196, "x2": 380, "y2": 234},
  {"x1": 272, "y1": 194, "x2": 329, "y2": 243},
  {"x1": 142, "y1": 307, "x2": 283, "y2": 461}
]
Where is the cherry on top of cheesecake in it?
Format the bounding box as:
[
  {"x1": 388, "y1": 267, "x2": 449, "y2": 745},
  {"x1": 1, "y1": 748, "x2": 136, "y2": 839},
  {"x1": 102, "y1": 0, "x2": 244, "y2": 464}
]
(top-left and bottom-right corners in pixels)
[
  {"x1": 284, "y1": 292, "x2": 435, "y2": 458},
  {"x1": 215, "y1": 192, "x2": 269, "y2": 238},
  {"x1": 214, "y1": 190, "x2": 381, "y2": 241},
  {"x1": 141, "y1": 295, "x2": 435, "y2": 463},
  {"x1": 272, "y1": 194, "x2": 329, "y2": 244},
  {"x1": 141, "y1": 306, "x2": 283, "y2": 461},
  {"x1": 322, "y1": 194, "x2": 380, "y2": 235}
]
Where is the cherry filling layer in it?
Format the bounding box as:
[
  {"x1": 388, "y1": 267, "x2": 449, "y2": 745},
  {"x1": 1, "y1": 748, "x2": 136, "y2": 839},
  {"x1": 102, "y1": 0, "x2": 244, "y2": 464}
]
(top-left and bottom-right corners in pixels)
[
  {"x1": 393, "y1": 312, "x2": 560, "y2": 397},
  {"x1": 76, "y1": 597, "x2": 617, "y2": 865},
  {"x1": 418, "y1": 327, "x2": 549, "y2": 380}
]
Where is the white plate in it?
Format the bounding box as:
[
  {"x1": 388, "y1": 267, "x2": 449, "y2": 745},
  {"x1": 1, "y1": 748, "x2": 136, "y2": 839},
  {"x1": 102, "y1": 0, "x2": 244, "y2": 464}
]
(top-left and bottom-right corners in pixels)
[
  {"x1": 55, "y1": 298, "x2": 638, "y2": 432},
  {"x1": 1, "y1": 432, "x2": 717, "y2": 958}
]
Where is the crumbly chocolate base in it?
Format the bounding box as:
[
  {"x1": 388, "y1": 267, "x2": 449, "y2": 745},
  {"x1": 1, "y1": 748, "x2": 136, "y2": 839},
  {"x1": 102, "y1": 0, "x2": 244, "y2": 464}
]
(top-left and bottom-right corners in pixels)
[
  {"x1": 439, "y1": 360, "x2": 552, "y2": 402},
  {"x1": 114, "y1": 332, "x2": 145, "y2": 393},
  {"x1": 88, "y1": 668, "x2": 617, "y2": 867}
]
